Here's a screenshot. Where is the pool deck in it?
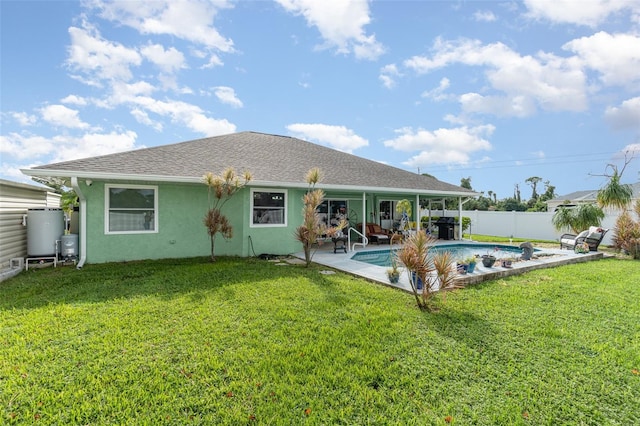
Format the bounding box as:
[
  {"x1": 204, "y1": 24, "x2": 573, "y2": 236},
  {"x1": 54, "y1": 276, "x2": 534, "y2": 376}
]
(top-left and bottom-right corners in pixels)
[{"x1": 293, "y1": 240, "x2": 605, "y2": 293}]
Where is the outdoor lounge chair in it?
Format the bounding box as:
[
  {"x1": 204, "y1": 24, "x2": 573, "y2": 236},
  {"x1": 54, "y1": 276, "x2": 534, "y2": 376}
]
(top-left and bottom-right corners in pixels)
[
  {"x1": 560, "y1": 226, "x2": 609, "y2": 252},
  {"x1": 357, "y1": 222, "x2": 393, "y2": 245}
]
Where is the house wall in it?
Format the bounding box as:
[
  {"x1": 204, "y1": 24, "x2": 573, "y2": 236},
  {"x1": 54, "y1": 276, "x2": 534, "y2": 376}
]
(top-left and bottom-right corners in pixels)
[
  {"x1": 82, "y1": 182, "x2": 314, "y2": 263},
  {"x1": 79, "y1": 181, "x2": 448, "y2": 264},
  {"x1": 83, "y1": 181, "x2": 209, "y2": 263},
  {"x1": 242, "y1": 187, "x2": 304, "y2": 257},
  {"x1": 0, "y1": 180, "x2": 61, "y2": 268}
]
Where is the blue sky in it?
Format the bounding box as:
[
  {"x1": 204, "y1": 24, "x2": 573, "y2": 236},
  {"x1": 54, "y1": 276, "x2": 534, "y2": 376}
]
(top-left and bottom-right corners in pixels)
[{"x1": 1, "y1": 0, "x2": 639, "y2": 200}]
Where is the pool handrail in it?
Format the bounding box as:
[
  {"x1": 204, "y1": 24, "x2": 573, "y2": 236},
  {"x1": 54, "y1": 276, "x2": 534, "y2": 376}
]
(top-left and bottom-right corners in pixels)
[{"x1": 348, "y1": 226, "x2": 368, "y2": 251}]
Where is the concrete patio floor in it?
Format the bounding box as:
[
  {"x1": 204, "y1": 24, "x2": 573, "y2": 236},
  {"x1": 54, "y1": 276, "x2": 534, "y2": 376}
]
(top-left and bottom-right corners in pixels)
[{"x1": 293, "y1": 240, "x2": 605, "y2": 293}]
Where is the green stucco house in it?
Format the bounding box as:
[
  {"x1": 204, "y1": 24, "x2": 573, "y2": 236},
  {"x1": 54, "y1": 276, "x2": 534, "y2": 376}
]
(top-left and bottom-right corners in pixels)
[{"x1": 22, "y1": 131, "x2": 475, "y2": 266}]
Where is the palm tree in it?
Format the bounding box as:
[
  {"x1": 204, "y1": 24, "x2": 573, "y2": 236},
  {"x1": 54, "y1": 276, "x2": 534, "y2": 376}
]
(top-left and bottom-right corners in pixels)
[
  {"x1": 597, "y1": 166, "x2": 633, "y2": 210},
  {"x1": 552, "y1": 204, "x2": 605, "y2": 234}
]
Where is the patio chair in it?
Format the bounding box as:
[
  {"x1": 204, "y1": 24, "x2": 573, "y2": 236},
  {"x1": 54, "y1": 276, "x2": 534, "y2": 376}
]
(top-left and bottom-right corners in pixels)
[
  {"x1": 560, "y1": 226, "x2": 609, "y2": 252},
  {"x1": 357, "y1": 222, "x2": 393, "y2": 245}
]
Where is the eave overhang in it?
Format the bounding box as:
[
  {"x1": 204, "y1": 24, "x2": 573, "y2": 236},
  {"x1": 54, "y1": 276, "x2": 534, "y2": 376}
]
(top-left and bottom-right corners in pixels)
[{"x1": 21, "y1": 168, "x2": 480, "y2": 198}]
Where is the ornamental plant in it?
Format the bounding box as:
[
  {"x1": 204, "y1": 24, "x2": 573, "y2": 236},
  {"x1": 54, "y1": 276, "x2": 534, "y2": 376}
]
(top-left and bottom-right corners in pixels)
[
  {"x1": 396, "y1": 230, "x2": 438, "y2": 311},
  {"x1": 294, "y1": 168, "x2": 347, "y2": 267},
  {"x1": 202, "y1": 168, "x2": 252, "y2": 262},
  {"x1": 612, "y1": 200, "x2": 640, "y2": 259},
  {"x1": 574, "y1": 242, "x2": 590, "y2": 254}
]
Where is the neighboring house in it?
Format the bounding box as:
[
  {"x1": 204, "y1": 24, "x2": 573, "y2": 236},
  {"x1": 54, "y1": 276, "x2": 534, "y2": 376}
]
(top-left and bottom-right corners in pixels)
[
  {"x1": 0, "y1": 179, "x2": 61, "y2": 269},
  {"x1": 547, "y1": 182, "x2": 640, "y2": 212},
  {"x1": 22, "y1": 131, "x2": 476, "y2": 266}
]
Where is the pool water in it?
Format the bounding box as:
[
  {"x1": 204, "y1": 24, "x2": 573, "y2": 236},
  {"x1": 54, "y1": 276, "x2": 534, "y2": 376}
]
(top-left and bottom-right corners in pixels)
[{"x1": 351, "y1": 244, "x2": 529, "y2": 267}]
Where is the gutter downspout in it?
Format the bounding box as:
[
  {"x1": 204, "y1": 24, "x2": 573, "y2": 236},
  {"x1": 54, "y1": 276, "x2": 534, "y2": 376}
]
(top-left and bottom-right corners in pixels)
[{"x1": 71, "y1": 177, "x2": 87, "y2": 269}]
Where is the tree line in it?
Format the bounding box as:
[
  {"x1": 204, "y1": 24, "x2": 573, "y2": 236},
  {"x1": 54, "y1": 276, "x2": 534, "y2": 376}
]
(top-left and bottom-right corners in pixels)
[{"x1": 442, "y1": 175, "x2": 557, "y2": 212}]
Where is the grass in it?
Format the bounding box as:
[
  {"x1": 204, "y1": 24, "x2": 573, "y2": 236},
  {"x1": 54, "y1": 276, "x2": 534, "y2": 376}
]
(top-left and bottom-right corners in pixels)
[
  {"x1": 1, "y1": 256, "x2": 639, "y2": 425},
  {"x1": 465, "y1": 234, "x2": 557, "y2": 245}
]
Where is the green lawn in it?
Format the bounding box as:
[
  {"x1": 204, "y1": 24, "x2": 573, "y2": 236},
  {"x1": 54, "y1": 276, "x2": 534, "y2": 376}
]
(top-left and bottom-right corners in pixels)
[{"x1": 1, "y1": 256, "x2": 639, "y2": 425}]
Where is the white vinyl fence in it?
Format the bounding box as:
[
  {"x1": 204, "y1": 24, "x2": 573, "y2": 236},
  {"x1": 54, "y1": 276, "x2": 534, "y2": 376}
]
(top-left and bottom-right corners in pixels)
[{"x1": 421, "y1": 209, "x2": 620, "y2": 246}]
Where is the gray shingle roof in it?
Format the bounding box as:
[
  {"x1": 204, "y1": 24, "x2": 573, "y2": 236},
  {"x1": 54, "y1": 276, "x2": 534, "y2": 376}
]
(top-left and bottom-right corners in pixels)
[
  {"x1": 550, "y1": 182, "x2": 640, "y2": 203},
  {"x1": 27, "y1": 131, "x2": 474, "y2": 195}
]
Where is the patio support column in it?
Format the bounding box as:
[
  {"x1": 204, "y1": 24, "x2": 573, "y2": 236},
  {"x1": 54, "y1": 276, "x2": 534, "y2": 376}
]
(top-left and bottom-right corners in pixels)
[
  {"x1": 458, "y1": 196, "x2": 463, "y2": 240},
  {"x1": 362, "y1": 192, "x2": 366, "y2": 243},
  {"x1": 415, "y1": 194, "x2": 420, "y2": 231}
]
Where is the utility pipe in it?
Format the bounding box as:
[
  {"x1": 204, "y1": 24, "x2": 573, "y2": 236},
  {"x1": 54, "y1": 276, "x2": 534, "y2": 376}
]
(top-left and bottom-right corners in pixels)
[{"x1": 70, "y1": 177, "x2": 87, "y2": 269}]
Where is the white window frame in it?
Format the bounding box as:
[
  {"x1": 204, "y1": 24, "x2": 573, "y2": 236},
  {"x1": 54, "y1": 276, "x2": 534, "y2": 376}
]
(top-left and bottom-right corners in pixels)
[
  {"x1": 250, "y1": 188, "x2": 287, "y2": 228},
  {"x1": 105, "y1": 184, "x2": 158, "y2": 234}
]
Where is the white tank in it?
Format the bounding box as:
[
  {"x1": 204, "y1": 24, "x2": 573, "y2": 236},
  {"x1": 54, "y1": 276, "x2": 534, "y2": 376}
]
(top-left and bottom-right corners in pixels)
[
  {"x1": 26, "y1": 208, "x2": 64, "y2": 257},
  {"x1": 61, "y1": 234, "x2": 79, "y2": 259}
]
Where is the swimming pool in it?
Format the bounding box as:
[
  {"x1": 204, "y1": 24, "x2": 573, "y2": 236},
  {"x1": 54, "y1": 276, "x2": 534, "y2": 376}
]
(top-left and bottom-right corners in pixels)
[{"x1": 351, "y1": 243, "x2": 531, "y2": 267}]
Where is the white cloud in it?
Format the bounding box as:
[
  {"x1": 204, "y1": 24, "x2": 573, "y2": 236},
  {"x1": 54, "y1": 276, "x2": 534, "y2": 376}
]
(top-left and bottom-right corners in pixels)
[
  {"x1": 459, "y1": 93, "x2": 537, "y2": 118},
  {"x1": 60, "y1": 95, "x2": 88, "y2": 106},
  {"x1": 11, "y1": 112, "x2": 37, "y2": 126},
  {"x1": 474, "y1": 10, "x2": 497, "y2": 22},
  {"x1": 1, "y1": 162, "x2": 36, "y2": 182},
  {"x1": 67, "y1": 23, "x2": 142, "y2": 84},
  {"x1": 382, "y1": 125, "x2": 494, "y2": 167},
  {"x1": 563, "y1": 32, "x2": 640, "y2": 89},
  {"x1": 422, "y1": 77, "x2": 452, "y2": 101},
  {"x1": 131, "y1": 109, "x2": 163, "y2": 132},
  {"x1": 91, "y1": 0, "x2": 235, "y2": 52},
  {"x1": 443, "y1": 114, "x2": 468, "y2": 125},
  {"x1": 213, "y1": 86, "x2": 243, "y2": 108},
  {"x1": 523, "y1": 0, "x2": 639, "y2": 27},
  {"x1": 275, "y1": 0, "x2": 385, "y2": 60},
  {"x1": 128, "y1": 97, "x2": 235, "y2": 135},
  {"x1": 40, "y1": 105, "x2": 90, "y2": 129},
  {"x1": 105, "y1": 81, "x2": 157, "y2": 107},
  {"x1": 0, "y1": 133, "x2": 56, "y2": 160},
  {"x1": 604, "y1": 97, "x2": 640, "y2": 131},
  {"x1": 200, "y1": 54, "x2": 224, "y2": 69},
  {"x1": 379, "y1": 64, "x2": 400, "y2": 89},
  {"x1": 286, "y1": 123, "x2": 368, "y2": 153},
  {"x1": 620, "y1": 143, "x2": 640, "y2": 157},
  {"x1": 1, "y1": 130, "x2": 139, "y2": 163},
  {"x1": 52, "y1": 131, "x2": 139, "y2": 162},
  {"x1": 140, "y1": 43, "x2": 186, "y2": 73},
  {"x1": 404, "y1": 37, "x2": 588, "y2": 116}
]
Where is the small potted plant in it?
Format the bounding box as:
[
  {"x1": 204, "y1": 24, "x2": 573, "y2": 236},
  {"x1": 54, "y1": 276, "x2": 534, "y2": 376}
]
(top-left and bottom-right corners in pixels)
[
  {"x1": 465, "y1": 256, "x2": 477, "y2": 273},
  {"x1": 457, "y1": 256, "x2": 475, "y2": 274},
  {"x1": 574, "y1": 242, "x2": 590, "y2": 254},
  {"x1": 481, "y1": 253, "x2": 496, "y2": 267},
  {"x1": 500, "y1": 257, "x2": 515, "y2": 268},
  {"x1": 387, "y1": 250, "x2": 401, "y2": 284},
  {"x1": 387, "y1": 264, "x2": 400, "y2": 284}
]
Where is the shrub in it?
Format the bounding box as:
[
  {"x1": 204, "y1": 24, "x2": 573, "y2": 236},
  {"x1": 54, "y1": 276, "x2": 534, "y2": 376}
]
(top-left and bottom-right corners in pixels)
[
  {"x1": 613, "y1": 200, "x2": 640, "y2": 259},
  {"x1": 202, "y1": 168, "x2": 252, "y2": 262},
  {"x1": 294, "y1": 168, "x2": 347, "y2": 267}
]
